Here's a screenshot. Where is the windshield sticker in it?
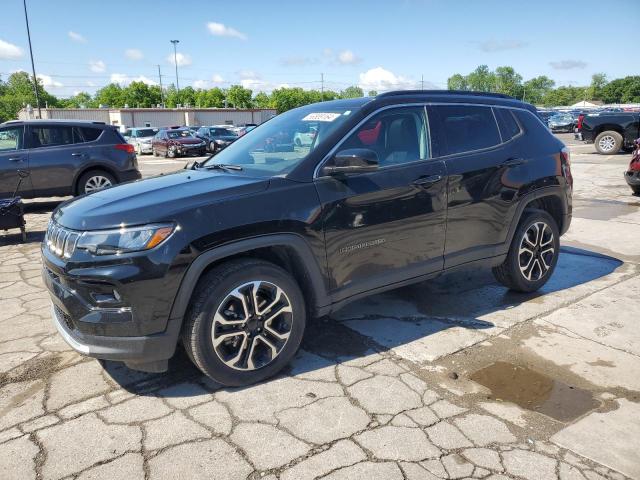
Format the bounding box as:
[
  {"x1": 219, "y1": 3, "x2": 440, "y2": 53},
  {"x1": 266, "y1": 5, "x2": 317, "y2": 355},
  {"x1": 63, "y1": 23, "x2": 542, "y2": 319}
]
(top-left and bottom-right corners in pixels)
[{"x1": 302, "y1": 112, "x2": 341, "y2": 122}]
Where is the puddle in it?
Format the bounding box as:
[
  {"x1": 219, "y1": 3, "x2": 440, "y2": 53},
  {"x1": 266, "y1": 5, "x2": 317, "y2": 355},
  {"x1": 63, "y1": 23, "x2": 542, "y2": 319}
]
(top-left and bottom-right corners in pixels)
[{"x1": 470, "y1": 361, "x2": 600, "y2": 422}]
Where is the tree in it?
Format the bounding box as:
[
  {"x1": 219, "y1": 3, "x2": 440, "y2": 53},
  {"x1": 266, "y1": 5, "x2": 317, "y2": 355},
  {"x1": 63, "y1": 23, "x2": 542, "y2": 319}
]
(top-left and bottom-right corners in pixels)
[
  {"x1": 226, "y1": 85, "x2": 253, "y2": 108},
  {"x1": 494, "y1": 66, "x2": 523, "y2": 98},
  {"x1": 367, "y1": 90, "x2": 378, "y2": 97},
  {"x1": 270, "y1": 87, "x2": 312, "y2": 112},
  {"x1": 587, "y1": 73, "x2": 607, "y2": 101},
  {"x1": 122, "y1": 82, "x2": 161, "y2": 108},
  {"x1": 0, "y1": 71, "x2": 59, "y2": 122},
  {"x1": 60, "y1": 92, "x2": 94, "y2": 108},
  {"x1": 600, "y1": 76, "x2": 640, "y2": 104},
  {"x1": 447, "y1": 74, "x2": 468, "y2": 91},
  {"x1": 522, "y1": 76, "x2": 555, "y2": 105},
  {"x1": 542, "y1": 86, "x2": 587, "y2": 107},
  {"x1": 341, "y1": 86, "x2": 364, "y2": 98},
  {"x1": 94, "y1": 83, "x2": 124, "y2": 108},
  {"x1": 466, "y1": 65, "x2": 496, "y2": 92},
  {"x1": 253, "y1": 92, "x2": 272, "y2": 108}
]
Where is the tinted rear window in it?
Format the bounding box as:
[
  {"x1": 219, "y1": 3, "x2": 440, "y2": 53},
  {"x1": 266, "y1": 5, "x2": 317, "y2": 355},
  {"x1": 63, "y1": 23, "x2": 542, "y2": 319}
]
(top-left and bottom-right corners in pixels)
[
  {"x1": 494, "y1": 108, "x2": 522, "y2": 141},
  {"x1": 433, "y1": 105, "x2": 501, "y2": 155},
  {"x1": 79, "y1": 127, "x2": 102, "y2": 142}
]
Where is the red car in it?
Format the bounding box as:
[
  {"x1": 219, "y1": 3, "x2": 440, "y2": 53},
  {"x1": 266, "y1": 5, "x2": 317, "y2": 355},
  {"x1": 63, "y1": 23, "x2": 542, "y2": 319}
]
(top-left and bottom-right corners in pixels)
[
  {"x1": 151, "y1": 127, "x2": 206, "y2": 158},
  {"x1": 625, "y1": 138, "x2": 640, "y2": 195}
]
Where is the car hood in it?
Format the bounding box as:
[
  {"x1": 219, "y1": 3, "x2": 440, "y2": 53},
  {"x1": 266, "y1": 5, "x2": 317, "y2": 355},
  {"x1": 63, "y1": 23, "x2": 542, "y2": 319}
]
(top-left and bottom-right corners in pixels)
[
  {"x1": 53, "y1": 169, "x2": 269, "y2": 231},
  {"x1": 215, "y1": 136, "x2": 238, "y2": 142}
]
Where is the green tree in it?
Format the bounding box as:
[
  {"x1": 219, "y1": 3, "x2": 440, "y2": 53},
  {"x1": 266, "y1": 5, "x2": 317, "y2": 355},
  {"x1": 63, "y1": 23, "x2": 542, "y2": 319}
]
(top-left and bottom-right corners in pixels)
[
  {"x1": 367, "y1": 90, "x2": 378, "y2": 97},
  {"x1": 447, "y1": 73, "x2": 469, "y2": 91},
  {"x1": 522, "y1": 76, "x2": 555, "y2": 105},
  {"x1": 226, "y1": 85, "x2": 253, "y2": 108},
  {"x1": 600, "y1": 76, "x2": 640, "y2": 104},
  {"x1": 542, "y1": 86, "x2": 587, "y2": 107},
  {"x1": 270, "y1": 87, "x2": 311, "y2": 112},
  {"x1": 60, "y1": 92, "x2": 94, "y2": 108},
  {"x1": 586, "y1": 73, "x2": 607, "y2": 101},
  {"x1": 0, "y1": 71, "x2": 59, "y2": 122},
  {"x1": 253, "y1": 92, "x2": 272, "y2": 108},
  {"x1": 466, "y1": 65, "x2": 496, "y2": 92},
  {"x1": 340, "y1": 86, "x2": 364, "y2": 98},
  {"x1": 122, "y1": 82, "x2": 161, "y2": 108},
  {"x1": 94, "y1": 83, "x2": 124, "y2": 108},
  {"x1": 494, "y1": 66, "x2": 523, "y2": 98}
]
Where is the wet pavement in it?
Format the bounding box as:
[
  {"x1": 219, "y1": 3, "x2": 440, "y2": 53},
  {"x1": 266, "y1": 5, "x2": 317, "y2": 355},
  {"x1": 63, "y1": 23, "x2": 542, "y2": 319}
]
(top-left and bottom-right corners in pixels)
[{"x1": 1, "y1": 134, "x2": 639, "y2": 479}]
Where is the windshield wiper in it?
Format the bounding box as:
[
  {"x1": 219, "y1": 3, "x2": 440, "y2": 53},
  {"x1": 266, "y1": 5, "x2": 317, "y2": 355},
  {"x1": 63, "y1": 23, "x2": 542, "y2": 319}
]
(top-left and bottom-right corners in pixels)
[{"x1": 203, "y1": 163, "x2": 244, "y2": 171}]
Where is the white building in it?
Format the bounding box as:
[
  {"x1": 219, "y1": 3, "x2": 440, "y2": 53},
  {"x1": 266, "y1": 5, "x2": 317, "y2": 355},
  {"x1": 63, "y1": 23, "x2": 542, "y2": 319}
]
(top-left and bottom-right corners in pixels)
[{"x1": 18, "y1": 107, "x2": 276, "y2": 129}]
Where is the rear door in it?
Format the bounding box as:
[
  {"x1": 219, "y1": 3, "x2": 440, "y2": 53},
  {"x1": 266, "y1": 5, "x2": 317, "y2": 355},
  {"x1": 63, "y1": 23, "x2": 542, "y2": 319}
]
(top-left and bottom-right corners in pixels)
[
  {"x1": 429, "y1": 104, "x2": 520, "y2": 267},
  {"x1": 0, "y1": 125, "x2": 32, "y2": 197}
]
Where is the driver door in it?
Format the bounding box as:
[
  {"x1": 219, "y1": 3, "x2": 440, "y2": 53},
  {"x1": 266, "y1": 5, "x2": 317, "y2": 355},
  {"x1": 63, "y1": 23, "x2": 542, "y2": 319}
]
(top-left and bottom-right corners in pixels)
[
  {"x1": 315, "y1": 106, "x2": 447, "y2": 301},
  {"x1": 0, "y1": 125, "x2": 32, "y2": 197}
]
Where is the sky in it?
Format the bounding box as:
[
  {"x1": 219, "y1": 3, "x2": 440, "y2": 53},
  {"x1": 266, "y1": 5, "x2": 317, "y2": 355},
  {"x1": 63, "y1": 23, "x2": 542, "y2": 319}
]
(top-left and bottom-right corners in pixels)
[{"x1": 1, "y1": 0, "x2": 638, "y2": 98}]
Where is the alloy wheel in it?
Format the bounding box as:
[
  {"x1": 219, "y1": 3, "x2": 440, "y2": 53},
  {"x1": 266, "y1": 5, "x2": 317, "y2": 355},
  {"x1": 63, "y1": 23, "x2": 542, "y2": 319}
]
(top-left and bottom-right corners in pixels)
[
  {"x1": 84, "y1": 175, "x2": 112, "y2": 193},
  {"x1": 518, "y1": 221, "x2": 555, "y2": 281},
  {"x1": 598, "y1": 135, "x2": 616, "y2": 153},
  {"x1": 211, "y1": 281, "x2": 293, "y2": 371}
]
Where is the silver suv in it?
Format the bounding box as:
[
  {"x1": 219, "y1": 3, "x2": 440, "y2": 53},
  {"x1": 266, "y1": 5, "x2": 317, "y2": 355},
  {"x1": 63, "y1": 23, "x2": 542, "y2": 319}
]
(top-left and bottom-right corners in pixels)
[
  {"x1": 123, "y1": 127, "x2": 159, "y2": 155},
  {"x1": 0, "y1": 120, "x2": 141, "y2": 198}
]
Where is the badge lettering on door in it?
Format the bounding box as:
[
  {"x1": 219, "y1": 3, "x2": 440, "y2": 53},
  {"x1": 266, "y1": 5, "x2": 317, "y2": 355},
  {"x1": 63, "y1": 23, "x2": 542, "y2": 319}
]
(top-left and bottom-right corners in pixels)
[{"x1": 339, "y1": 238, "x2": 386, "y2": 254}]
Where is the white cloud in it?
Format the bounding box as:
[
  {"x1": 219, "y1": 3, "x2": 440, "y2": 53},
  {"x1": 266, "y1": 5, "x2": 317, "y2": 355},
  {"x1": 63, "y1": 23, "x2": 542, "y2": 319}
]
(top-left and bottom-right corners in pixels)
[
  {"x1": 193, "y1": 79, "x2": 209, "y2": 89},
  {"x1": 110, "y1": 73, "x2": 157, "y2": 86},
  {"x1": 0, "y1": 39, "x2": 23, "y2": 59},
  {"x1": 212, "y1": 74, "x2": 224, "y2": 83},
  {"x1": 166, "y1": 52, "x2": 192, "y2": 67},
  {"x1": 125, "y1": 48, "x2": 143, "y2": 60},
  {"x1": 337, "y1": 50, "x2": 361, "y2": 65},
  {"x1": 358, "y1": 67, "x2": 417, "y2": 92},
  {"x1": 549, "y1": 60, "x2": 587, "y2": 70},
  {"x1": 37, "y1": 74, "x2": 63, "y2": 88},
  {"x1": 89, "y1": 60, "x2": 106, "y2": 73},
  {"x1": 476, "y1": 39, "x2": 526, "y2": 52},
  {"x1": 68, "y1": 31, "x2": 86, "y2": 43},
  {"x1": 206, "y1": 22, "x2": 247, "y2": 40}
]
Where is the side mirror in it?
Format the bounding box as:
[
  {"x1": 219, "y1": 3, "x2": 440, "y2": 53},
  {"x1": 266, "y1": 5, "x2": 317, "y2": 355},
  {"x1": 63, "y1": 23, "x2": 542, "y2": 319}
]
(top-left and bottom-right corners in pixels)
[{"x1": 323, "y1": 148, "x2": 379, "y2": 176}]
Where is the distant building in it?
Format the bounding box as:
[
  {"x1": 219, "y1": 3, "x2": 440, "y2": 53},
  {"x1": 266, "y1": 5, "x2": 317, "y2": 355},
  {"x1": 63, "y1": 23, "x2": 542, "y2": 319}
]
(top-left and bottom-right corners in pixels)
[{"x1": 18, "y1": 107, "x2": 277, "y2": 129}]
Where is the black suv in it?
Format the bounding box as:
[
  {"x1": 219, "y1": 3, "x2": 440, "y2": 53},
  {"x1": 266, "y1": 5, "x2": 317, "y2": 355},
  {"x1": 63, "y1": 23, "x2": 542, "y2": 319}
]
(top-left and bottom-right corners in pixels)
[
  {"x1": 0, "y1": 120, "x2": 141, "y2": 198},
  {"x1": 195, "y1": 126, "x2": 239, "y2": 153},
  {"x1": 42, "y1": 91, "x2": 572, "y2": 386}
]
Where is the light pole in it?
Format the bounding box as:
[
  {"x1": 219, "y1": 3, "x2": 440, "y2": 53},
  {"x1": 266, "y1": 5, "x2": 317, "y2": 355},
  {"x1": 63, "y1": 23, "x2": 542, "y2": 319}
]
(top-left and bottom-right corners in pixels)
[
  {"x1": 23, "y1": 0, "x2": 41, "y2": 118},
  {"x1": 170, "y1": 40, "x2": 180, "y2": 93}
]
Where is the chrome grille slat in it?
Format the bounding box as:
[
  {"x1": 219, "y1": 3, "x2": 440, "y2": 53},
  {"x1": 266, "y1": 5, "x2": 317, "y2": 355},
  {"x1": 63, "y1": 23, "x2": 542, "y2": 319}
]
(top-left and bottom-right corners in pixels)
[{"x1": 46, "y1": 222, "x2": 79, "y2": 259}]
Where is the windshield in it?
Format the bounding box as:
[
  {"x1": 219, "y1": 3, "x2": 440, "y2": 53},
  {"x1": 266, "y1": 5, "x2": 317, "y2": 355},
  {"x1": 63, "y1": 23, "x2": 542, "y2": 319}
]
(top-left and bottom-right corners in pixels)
[
  {"x1": 211, "y1": 128, "x2": 236, "y2": 136},
  {"x1": 137, "y1": 128, "x2": 157, "y2": 137},
  {"x1": 202, "y1": 105, "x2": 354, "y2": 176},
  {"x1": 167, "y1": 130, "x2": 193, "y2": 139}
]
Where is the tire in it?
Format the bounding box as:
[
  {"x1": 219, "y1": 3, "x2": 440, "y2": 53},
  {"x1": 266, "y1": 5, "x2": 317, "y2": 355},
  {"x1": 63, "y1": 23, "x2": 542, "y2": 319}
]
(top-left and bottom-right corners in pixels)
[
  {"x1": 181, "y1": 258, "x2": 306, "y2": 386},
  {"x1": 152, "y1": 147, "x2": 158, "y2": 157},
  {"x1": 631, "y1": 185, "x2": 640, "y2": 196},
  {"x1": 167, "y1": 146, "x2": 176, "y2": 158},
  {"x1": 595, "y1": 131, "x2": 623, "y2": 155},
  {"x1": 294, "y1": 138, "x2": 302, "y2": 147},
  {"x1": 77, "y1": 170, "x2": 116, "y2": 195},
  {"x1": 209, "y1": 141, "x2": 217, "y2": 154},
  {"x1": 492, "y1": 210, "x2": 560, "y2": 293}
]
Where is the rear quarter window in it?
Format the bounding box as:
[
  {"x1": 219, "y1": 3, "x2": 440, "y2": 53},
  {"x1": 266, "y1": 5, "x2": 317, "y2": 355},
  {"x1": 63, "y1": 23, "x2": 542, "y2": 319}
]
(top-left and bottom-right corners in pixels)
[
  {"x1": 494, "y1": 108, "x2": 522, "y2": 141},
  {"x1": 432, "y1": 105, "x2": 502, "y2": 155},
  {"x1": 79, "y1": 127, "x2": 102, "y2": 142}
]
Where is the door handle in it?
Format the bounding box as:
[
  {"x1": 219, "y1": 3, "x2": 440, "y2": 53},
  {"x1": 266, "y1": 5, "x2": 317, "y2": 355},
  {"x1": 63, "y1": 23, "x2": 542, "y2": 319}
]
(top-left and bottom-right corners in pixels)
[
  {"x1": 412, "y1": 174, "x2": 443, "y2": 187},
  {"x1": 71, "y1": 152, "x2": 84, "y2": 156},
  {"x1": 501, "y1": 158, "x2": 527, "y2": 167},
  {"x1": 8, "y1": 156, "x2": 24, "y2": 162}
]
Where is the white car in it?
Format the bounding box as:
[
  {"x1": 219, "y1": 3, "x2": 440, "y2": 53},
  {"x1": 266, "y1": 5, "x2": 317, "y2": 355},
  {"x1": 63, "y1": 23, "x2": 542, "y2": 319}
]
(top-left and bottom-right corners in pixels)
[
  {"x1": 124, "y1": 127, "x2": 159, "y2": 155},
  {"x1": 293, "y1": 127, "x2": 317, "y2": 147}
]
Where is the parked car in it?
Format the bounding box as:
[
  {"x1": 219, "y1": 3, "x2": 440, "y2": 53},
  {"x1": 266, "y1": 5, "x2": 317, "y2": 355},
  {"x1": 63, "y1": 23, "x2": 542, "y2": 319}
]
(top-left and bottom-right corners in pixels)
[
  {"x1": 0, "y1": 120, "x2": 140, "y2": 198},
  {"x1": 233, "y1": 125, "x2": 257, "y2": 137},
  {"x1": 123, "y1": 127, "x2": 158, "y2": 155},
  {"x1": 575, "y1": 112, "x2": 640, "y2": 154},
  {"x1": 195, "y1": 126, "x2": 238, "y2": 153},
  {"x1": 43, "y1": 91, "x2": 572, "y2": 386},
  {"x1": 625, "y1": 138, "x2": 640, "y2": 195},
  {"x1": 548, "y1": 114, "x2": 574, "y2": 133},
  {"x1": 537, "y1": 110, "x2": 555, "y2": 126},
  {"x1": 293, "y1": 126, "x2": 317, "y2": 146},
  {"x1": 151, "y1": 127, "x2": 206, "y2": 158}
]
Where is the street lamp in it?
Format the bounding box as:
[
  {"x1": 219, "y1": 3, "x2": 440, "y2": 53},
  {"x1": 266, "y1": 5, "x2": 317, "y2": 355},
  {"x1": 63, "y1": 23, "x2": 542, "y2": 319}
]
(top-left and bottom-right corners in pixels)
[{"x1": 170, "y1": 39, "x2": 180, "y2": 92}]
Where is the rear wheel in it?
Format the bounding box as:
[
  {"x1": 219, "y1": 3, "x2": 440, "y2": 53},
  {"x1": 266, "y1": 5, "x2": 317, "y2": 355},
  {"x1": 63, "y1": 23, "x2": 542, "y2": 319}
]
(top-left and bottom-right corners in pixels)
[
  {"x1": 181, "y1": 259, "x2": 306, "y2": 386},
  {"x1": 77, "y1": 170, "x2": 116, "y2": 195},
  {"x1": 595, "y1": 131, "x2": 623, "y2": 155},
  {"x1": 209, "y1": 141, "x2": 217, "y2": 154},
  {"x1": 493, "y1": 210, "x2": 560, "y2": 293}
]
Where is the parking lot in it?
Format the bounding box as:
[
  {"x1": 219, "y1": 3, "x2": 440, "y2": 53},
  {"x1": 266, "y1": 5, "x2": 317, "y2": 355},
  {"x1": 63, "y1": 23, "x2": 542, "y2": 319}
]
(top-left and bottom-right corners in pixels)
[{"x1": 1, "y1": 133, "x2": 639, "y2": 480}]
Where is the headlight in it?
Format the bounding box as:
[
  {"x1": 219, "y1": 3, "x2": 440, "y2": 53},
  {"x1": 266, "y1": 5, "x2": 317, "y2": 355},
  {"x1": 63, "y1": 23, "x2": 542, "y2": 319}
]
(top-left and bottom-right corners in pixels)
[{"x1": 76, "y1": 223, "x2": 175, "y2": 255}]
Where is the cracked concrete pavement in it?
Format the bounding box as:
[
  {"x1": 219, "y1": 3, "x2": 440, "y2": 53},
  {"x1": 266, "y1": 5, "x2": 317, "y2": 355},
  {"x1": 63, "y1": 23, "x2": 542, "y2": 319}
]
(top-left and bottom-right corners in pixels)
[{"x1": 1, "y1": 134, "x2": 639, "y2": 479}]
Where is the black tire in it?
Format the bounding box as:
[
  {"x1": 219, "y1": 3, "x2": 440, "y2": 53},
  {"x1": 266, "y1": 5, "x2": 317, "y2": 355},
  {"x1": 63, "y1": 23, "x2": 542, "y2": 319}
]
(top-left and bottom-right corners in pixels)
[
  {"x1": 209, "y1": 141, "x2": 217, "y2": 154},
  {"x1": 595, "y1": 130, "x2": 623, "y2": 155},
  {"x1": 167, "y1": 146, "x2": 176, "y2": 158},
  {"x1": 492, "y1": 210, "x2": 560, "y2": 293},
  {"x1": 181, "y1": 258, "x2": 306, "y2": 386},
  {"x1": 77, "y1": 170, "x2": 116, "y2": 195},
  {"x1": 631, "y1": 185, "x2": 640, "y2": 196}
]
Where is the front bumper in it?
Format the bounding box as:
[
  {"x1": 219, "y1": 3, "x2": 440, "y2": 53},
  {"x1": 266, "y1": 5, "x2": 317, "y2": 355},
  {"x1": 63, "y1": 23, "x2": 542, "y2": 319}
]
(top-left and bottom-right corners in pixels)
[{"x1": 138, "y1": 143, "x2": 153, "y2": 153}]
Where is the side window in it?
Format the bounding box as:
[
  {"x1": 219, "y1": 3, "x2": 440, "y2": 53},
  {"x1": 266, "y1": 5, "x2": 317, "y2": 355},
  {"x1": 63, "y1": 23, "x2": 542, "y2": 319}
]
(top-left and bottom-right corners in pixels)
[
  {"x1": 124, "y1": 129, "x2": 132, "y2": 137},
  {"x1": 79, "y1": 127, "x2": 102, "y2": 142},
  {"x1": 433, "y1": 105, "x2": 501, "y2": 155},
  {"x1": 29, "y1": 126, "x2": 75, "y2": 149},
  {"x1": 340, "y1": 107, "x2": 429, "y2": 167},
  {"x1": 494, "y1": 108, "x2": 522, "y2": 141},
  {"x1": 0, "y1": 126, "x2": 24, "y2": 151}
]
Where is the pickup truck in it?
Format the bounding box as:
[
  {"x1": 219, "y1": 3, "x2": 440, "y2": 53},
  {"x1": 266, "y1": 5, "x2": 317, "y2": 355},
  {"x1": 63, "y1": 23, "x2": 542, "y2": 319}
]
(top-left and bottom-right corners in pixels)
[{"x1": 575, "y1": 112, "x2": 640, "y2": 154}]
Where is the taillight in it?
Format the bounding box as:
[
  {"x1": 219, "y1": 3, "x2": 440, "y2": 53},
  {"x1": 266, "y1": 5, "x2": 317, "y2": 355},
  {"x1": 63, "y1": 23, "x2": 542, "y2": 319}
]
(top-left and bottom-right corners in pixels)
[
  {"x1": 115, "y1": 144, "x2": 135, "y2": 154},
  {"x1": 561, "y1": 147, "x2": 573, "y2": 188},
  {"x1": 576, "y1": 114, "x2": 584, "y2": 131}
]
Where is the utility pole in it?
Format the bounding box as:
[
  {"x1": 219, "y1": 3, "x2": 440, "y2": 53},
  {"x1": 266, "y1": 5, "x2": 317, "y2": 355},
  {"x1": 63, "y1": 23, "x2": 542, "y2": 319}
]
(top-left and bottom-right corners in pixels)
[
  {"x1": 320, "y1": 73, "x2": 324, "y2": 101},
  {"x1": 421, "y1": 75, "x2": 424, "y2": 91},
  {"x1": 170, "y1": 39, "x2": 180, "y2": 92},
  {"x1": 157, "y1": 65, "x2": 164, "y2": 107},
  {"x1": 23, "y1": 0, "x2": 41, "y2": 118}
]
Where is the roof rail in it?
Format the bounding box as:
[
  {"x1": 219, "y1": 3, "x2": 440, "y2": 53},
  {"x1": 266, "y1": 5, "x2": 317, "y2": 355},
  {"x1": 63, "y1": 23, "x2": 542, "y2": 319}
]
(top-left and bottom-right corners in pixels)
[{"x1": 377, "y1": 90, "x2": 515, "y2": 100}]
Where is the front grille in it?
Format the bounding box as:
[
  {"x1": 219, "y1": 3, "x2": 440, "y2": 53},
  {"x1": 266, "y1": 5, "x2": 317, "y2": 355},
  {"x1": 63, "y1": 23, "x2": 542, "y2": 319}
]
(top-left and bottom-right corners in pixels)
[
  {"x1": 54, "y1": 304, "x2": 75, "y2": 331},
  {"x1": 45, "y1": 221, "x2": 80, "y2": 259}
]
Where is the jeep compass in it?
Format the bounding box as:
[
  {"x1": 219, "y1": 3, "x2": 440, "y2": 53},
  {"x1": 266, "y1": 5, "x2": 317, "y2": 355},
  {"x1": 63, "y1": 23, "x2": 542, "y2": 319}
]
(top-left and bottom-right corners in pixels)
[{"x1": 42, "y1": 91, "x2": 572, "y2": 386}]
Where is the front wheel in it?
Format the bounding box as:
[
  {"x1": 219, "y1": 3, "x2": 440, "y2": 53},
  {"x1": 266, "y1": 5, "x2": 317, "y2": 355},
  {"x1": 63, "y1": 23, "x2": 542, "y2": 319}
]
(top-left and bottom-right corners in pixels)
[
  {"x1": 595, "y1": 131, "x2": 623, "y2": 155},
  {"x1": 492, "y1": 210, "x2": 560, "y2": 293},
  {"x1": 181, "y1": 259, "x2": 306, "y2": 386},
  {"x1": 209, "y1": 141, "x2": 217, "y2": 154}
]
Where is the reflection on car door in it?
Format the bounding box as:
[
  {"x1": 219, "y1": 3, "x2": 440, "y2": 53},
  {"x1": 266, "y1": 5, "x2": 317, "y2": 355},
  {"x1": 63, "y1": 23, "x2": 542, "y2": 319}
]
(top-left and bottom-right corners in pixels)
[
  {"x1": 316, "y1": 106, "x2": 447, "y2": 302},
  {"x1": 0, "y1": 125, "x2": 32, "y2": 197},
  {"x1": 26, "y1": 125, "x2": 83, "y2": 197}
]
